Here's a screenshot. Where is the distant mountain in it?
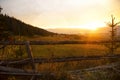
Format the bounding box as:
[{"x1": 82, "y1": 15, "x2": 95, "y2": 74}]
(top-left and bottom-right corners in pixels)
[
  {"x1": 47, "y1": 26, "x2": 120, "y2": 35},
  {"x1": 47, "y1": 28, "x2": 91, "y2": 34},
  {"x1": 0, "y1": 14, "x2": 55, "y2": 36}
]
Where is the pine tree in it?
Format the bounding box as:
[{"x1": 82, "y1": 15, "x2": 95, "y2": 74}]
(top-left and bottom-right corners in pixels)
[{"x1": 106, "y1": 15, "x2": 120, "y2": 55}]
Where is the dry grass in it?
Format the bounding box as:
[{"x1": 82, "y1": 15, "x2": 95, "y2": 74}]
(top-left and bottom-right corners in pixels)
[
  {"x1": 31, "y1": 44, "x2": 108, "y2": 58},
  {"x1": 1, "y1": 42, "x2": 120, "y2": 80}
]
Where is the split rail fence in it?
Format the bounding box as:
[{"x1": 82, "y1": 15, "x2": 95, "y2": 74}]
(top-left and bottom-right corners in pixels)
[{"x1": 0, "y1": 41, "x2": 120, "y2": 79}]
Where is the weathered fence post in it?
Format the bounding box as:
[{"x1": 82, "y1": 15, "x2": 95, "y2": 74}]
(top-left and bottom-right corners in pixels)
[{"x1": 25, "y1": 41, "x2": 36, "y2": 80}]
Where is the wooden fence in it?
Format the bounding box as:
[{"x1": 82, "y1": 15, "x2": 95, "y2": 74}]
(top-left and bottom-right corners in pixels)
[{"x1": 0, "y1": 41, "x2": 120, "y2": 80}]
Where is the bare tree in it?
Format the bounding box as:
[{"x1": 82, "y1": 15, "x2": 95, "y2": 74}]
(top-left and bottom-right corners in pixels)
[{"x1": 107, "y1": 15, "x2": 120, "y2": 55}]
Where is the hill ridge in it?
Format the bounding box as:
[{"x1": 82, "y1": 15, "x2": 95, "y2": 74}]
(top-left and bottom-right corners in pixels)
[{"x1": 0, "y1": 14, "x2": 55, "y2": 37}]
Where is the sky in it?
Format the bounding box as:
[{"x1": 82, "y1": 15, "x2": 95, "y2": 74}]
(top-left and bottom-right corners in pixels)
[{"x1": 0, "y1": 0, "x2": 120, "y2": 30}]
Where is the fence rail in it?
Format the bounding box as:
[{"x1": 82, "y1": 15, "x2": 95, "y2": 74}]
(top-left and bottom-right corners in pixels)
[
  {"x1": 0, "y1": 41, "x2": 120, "y2": 78},
  {"x1": 1, "y1": 54, "x2": 120, "y2": 65},
  {"x1": 0, "y1": 40, "x2": 120, "y2": 45}
]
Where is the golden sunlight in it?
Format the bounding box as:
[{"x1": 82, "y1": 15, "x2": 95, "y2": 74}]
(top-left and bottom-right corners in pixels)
[
  {"x1": 80, "y1": 21, "x2": 105, "y2": 30},
  {"x1": 46, "y1": 21, "x2": 106, "y2": 32},
  {"x1": 67, "y1": 21, "x2": 106, "y2": 31}
]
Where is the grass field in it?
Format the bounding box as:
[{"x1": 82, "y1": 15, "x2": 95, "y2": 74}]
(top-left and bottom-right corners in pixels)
[
  {"x1": 1, "y1": 43, "x2": 120, "y2": 80},
  {"x1": 2, "y1": 43, "x2": 120, "y2": 59},
  {"x1": 30, "y1": 43, "x2": 120, "y2": 79},
  {"x1": 31, "y1": 44, "x2": 120, "y2": 58}
]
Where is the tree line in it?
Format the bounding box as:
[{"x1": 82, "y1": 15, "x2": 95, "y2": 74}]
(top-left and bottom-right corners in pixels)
[{"x1": 0, "y1": 7, "x2": 55, "y2": 41}]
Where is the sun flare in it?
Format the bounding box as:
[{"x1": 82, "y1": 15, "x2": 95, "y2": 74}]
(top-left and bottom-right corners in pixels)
[
  {"x1": 46, "y1": 21, "x2": 106, "y2": 31},
  {"x1": 66, "y1": 21, "x2": 106, "y2": 31},
  {"x1": 80, "y1": 22, "x2": 105, "y2": 30}
]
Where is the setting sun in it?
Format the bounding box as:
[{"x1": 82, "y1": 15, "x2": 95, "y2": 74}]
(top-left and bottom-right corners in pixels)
[
  {"x1": 80, "y1": 21, "x2": 105, "y2": 30},
  {"x1": 0, "y1": 0, "x2": 120, "y2": 33},
  {"x1": 57, "y1": 21, "x2": 106, "y2": 31}
]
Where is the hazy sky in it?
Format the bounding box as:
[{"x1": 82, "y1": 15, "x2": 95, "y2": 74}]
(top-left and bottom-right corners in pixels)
[{"x1": 0, "y1": 0, "x2": 120, "y2": 29}]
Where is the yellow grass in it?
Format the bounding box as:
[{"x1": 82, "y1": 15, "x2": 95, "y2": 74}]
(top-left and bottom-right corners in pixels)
[{"x1": 31, "y1": 44, "x2": 108, "y2": 58}]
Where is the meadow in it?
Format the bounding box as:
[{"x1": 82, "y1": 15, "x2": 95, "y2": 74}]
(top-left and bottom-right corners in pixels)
[
  {"x1": 1, "y1": 35, "x2": 120, "y2": 80},
  {"x1": 30, "y1": 43, "x2": 120, "y2": 80},
  {"x1": 31, "y1": 44, "x2": 107, "y2": 58}
]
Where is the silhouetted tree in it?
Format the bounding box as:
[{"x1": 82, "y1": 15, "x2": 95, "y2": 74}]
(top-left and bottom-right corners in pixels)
[{"x1": 106, "y1": 15, "x2": 120, "y2": 55}]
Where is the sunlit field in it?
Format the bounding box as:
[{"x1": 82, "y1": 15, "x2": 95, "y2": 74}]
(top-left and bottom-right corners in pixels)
[
  {"x1": 0, "y1": 44, "x2": 109, "y2": 59},
  {"x1": 31, "y1": 44, "x2": 120, "y2": 80},
  {"x1": 1, "y1": 35, "x2": 120, "y2": 79},
  {"x1": 31, "y1": 44, "x2": 107, "y2": 58},
  {"x1": 31, "y1": 44, "x2": 120, "y2": 58}
]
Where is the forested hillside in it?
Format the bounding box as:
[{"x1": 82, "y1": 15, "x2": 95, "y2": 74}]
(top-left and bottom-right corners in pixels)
[{"x1": 0, "y1": 14, "x2": 55, "y2": 37}]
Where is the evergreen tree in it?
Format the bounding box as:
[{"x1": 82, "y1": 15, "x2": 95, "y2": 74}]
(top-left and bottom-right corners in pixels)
[{"x1": 106, "y1": 15, "x2": 120, "y2": 55}]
